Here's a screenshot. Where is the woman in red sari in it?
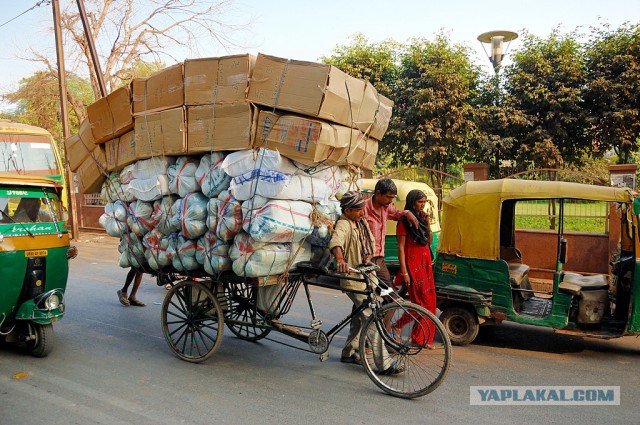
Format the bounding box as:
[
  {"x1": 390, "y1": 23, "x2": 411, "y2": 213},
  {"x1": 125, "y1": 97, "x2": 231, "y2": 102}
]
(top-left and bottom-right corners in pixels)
[{"x1": 391, "y1": 189, "x2": 436, "y2": 348}]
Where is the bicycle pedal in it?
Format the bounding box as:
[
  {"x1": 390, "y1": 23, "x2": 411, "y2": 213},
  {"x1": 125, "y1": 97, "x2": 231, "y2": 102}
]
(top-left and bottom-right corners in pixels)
[{"x1": 319, "y1": 352, "x2": 329, "y2": 362}]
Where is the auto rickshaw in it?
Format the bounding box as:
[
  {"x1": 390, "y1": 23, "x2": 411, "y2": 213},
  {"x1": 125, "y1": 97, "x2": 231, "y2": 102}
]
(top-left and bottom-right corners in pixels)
[
  {"x1": 0, "y1": 173, "x2": 76, "y2": 356},
  {"x1": 361, "y1": 178, "x2": 441, "y2": 271},
  {"x1": 435, "y1": 179, "x2": 640, "y2": 345}
]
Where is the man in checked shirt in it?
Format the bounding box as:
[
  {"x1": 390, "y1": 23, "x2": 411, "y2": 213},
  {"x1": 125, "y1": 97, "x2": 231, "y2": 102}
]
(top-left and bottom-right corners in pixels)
[{"x1": 364, "y1": 179, "x2": 419, "y2": 293}]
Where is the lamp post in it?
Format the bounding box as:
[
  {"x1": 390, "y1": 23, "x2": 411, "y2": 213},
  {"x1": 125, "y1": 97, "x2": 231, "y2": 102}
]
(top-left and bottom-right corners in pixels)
[{"x1": 477, "y1": 30, "x2": 518, "y2": 73}]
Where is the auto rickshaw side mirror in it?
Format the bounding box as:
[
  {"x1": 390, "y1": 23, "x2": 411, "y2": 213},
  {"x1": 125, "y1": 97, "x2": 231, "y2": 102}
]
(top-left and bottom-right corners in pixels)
[{"x1": 559, "y1": 238, "x2": 568, "y2": 264}]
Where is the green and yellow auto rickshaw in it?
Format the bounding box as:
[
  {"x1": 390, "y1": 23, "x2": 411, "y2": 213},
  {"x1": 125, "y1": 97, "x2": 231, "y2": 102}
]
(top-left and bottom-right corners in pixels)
[
  {"x1": 361, "y1": 178, "x2": 441, "y2": 271},
  {"x1": 0, "y1": 173, "x2": 76, "y2": 356},
  {"x1": 435, "y1": 179, "x2": 640, "y2": 345}
]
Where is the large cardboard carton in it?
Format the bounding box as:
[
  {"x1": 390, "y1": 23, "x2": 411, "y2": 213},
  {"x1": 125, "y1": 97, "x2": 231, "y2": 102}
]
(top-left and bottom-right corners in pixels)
[
  {"x1": 184, "y1": 54, "x2": 255, "y2": 105},
  {"x1": 132, "y1": 63, "x2": 184, "y2": 115},
  {"x1": 254, "y1": 110, "x2": 361, "y2": 166},
  {"x1": 357, "y1": 90, "x2": 393, "y2": 141},
  {"x1": 76, "y1": 146, "x2": 107, "y2": 193},
  {"x1": 104, "y1": 130, "x2": 136, "y2": 171},
  {"x1": 86, "y1": 85, "x2": 134, "y2": 143},
  {"x1": 135, "y1": 107, "x2": 186, "y2": 159},
  {"x1": 65, "y1": 119, "x2": 97, "y2": 171},
  {"x1": 187, "y1": 103, "x2": 254, "y2": 153},
  {"x1": 345, "y1": 134, "x2": 378, "y2": 171},
  {"x1": 247, "y1": 54, "x2": 389, "y2": 134}
]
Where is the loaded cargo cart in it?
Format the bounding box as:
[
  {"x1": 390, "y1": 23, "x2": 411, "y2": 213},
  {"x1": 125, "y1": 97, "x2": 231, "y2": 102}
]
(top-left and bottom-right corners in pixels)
[{"x1": 70, "y1": 53, "x2": 451, "y2": 398}]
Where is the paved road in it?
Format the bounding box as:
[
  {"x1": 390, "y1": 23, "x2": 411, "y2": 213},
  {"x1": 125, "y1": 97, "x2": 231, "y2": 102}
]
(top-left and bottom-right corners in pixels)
[{"x1": 1, "y1": 234, "x2": 639, "y2": 425}]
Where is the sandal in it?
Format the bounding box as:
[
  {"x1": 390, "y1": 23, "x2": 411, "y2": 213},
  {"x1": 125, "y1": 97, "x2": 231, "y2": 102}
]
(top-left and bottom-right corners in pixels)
[
  {"x1": 390, "y1": 325, "x2": 403, "y2": 343},
  {"x1": 128, "y1": 297, "x2": 146, "y2": 307},
  {"x1": 117, "y1": 290, "x2": 130, "y2": 306}
]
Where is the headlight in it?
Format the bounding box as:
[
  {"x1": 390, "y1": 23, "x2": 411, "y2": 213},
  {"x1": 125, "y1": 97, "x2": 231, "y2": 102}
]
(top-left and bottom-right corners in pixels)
[{"x1": 44, "y1": 294, "x2": 60, "y2": 310}]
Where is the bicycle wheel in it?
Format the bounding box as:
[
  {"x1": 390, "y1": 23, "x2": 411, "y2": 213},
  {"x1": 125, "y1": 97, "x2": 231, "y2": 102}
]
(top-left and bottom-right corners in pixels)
[
  {"x1": 359, "y1": 302, "x2": 451, "y2": 399},
  {"x1": 221, "y1": 280, "x2": 271, "y2": 341},
  {"x1": 161, "y1": 280, "x2": 224, "y2": 363}
]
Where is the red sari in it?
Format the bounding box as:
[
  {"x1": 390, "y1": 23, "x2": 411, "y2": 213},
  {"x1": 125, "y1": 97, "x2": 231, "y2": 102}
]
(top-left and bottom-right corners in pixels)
[{"x1": 394, "y1": 220, "x2": 436, "y2": 345}]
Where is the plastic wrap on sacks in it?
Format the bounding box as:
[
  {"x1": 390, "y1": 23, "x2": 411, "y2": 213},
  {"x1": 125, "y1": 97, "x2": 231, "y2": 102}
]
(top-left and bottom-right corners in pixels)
[
  {"x1": 168, "y1": 192, "x2": 208, "y2": 239},
  {"x1": 127, "y1": 200, "x2": 155, "y2": 237},
  {"x1": 335, "y1": 167, "x2": 363, "y2": 200},
  {"x1": 207, "y1": 190, "x2": 242, "y2": 241},
  {"x1": 293, "y1": 162, "x2": 345, "y2": 198},
  {"x1": 118, "y1": 233, "x2": 146, "y2": 268},
  {"x1": 167, "y1": 233, "x2": 199, "y2": 271},
  {"x1": 99, "y1": 201, "x2": 129, "y2": 237},
  {"x1": 168, "y1": 156, "x2": 200, "y2": 197},
  {"x1": 196, "y1": 231, "x2": 232, "y2": 275},
  {"x1": 195, "y1": 153, "x2": 232, "y2": 198},
  {"x1": 151, "y1": 195, "x2": 179, "y2": 236},
  {"x1": 229, "y1": 232, "x2": 310, "y2": 277},
  {"x1": 242, "y1": 198, "x2": 313, "y2": 243},
  {"x1": 125, "y1": 175, "x2": 170, "y2": 202},
  {"x1": 143, "y1": 229, "x2": 176, "y2": 271},
  {"x1": 101, "y1": 172, "x2": 122, "y2": 203},
  {"x1": 120, "y1": 156, "x2": 176, "y2": 184},
  {"x1": 229, "y1": 169, "x2": 332, "y2": 203},
  {"x1": 221, "y1": 148, "x2": 299, "y2": 177}
]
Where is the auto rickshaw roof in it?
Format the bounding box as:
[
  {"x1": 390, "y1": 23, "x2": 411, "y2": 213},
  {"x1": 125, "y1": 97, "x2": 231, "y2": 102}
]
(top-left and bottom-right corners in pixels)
[
  {"x1": 0, "y1": 173, "x2": 60, "y2": 189},
  {"x1": 438, "y1": 179, "x2": 634, "y2": 260},
  {"x1": 0, "y1": 120, "x2": 52, "y2": 137}
]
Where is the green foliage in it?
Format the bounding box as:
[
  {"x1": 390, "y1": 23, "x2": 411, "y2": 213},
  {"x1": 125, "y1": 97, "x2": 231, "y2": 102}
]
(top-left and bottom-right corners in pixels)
[{"x1": 584, "y1": 22, "x2": 640, "y2": 164}]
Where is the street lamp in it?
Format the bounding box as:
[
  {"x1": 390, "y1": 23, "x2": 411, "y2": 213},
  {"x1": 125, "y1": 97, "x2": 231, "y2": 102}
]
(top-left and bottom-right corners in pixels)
[{"x1": 477, "y1": 30, "x2": 518, "y2": 73}]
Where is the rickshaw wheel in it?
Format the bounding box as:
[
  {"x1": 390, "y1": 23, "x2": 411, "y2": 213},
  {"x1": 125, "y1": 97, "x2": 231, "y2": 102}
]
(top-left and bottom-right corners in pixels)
[
  {"x1": 222, "y1": 280, "x2": 271, "y2": 342},
  {"x1": 360, "y1": 302, "x2": 451, "y2": 399},
  {"x1": 26, "y1": 323, "x2": 54, "y2": 357},
  {"x1": 439, "y1": 306, "x2": 479, "y2": 346},
  {"x1": 161, "y1": 280, "x2": 224, "y2": 363}
]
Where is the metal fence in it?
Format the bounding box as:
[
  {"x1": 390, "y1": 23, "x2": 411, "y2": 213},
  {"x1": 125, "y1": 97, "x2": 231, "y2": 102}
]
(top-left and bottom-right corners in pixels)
[{"x1": 515, "y1": 199, "x2": 609, "y2": 233}]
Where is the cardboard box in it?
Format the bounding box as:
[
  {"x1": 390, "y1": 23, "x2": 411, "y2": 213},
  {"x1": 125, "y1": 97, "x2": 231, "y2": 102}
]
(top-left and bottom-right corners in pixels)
[
  {"x1": 104, "y1": 131, "x2": 136, "y2": 171},
  {"x1": 357, "y1": 91, "x2": 393, "y2": 141},
  {"x1": 184, "y1": 54, "x2": 255, "y2": 105},
  {"x1": 132, "y1": 63, "x2": 184, "y2": 115},
  {"x1": 65, "y1": 119, "x2": 97, "y2": 172},
  {"x1": 254, "y1": 110, "x2": 363, "y2": 166},
  {"x1": 86, "y1": 85, "x2": 134, "y2": 144},
  {"x1": 76, "y1": 146, "x2": 107, "y2": 193},
  {"x1": 187, "y1": 103, "x2": 254, "y2": 153},
  {"x1": 135, "y1": 107, "x2": 186, "y2": 159},
  {"x1": 345, "y1": 134, "x2": 379, "y2": 171},
  {"x1": 247, "y1": 54, "x2": 386, "y2": 133}
]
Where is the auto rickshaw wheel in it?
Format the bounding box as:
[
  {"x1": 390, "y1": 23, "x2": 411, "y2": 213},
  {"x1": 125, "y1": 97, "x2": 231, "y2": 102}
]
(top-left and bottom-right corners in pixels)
[
  {"x1": 25, "y1": 323, "x2": 54, "y2": 357},
  {"x1": 439, "y1": 306, "x2": 479, "y2": 346}
]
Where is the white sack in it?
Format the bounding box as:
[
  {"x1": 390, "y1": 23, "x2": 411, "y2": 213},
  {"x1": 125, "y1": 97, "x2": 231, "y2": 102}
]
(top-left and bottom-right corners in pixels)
[
  {"x1": 120, "y1": 157, "x2": 175, "y2": 184},
  {"x1": 98, "y1": 201, "x2": 128, "y2": 237},
  {"x1": 127, "y1": 200, "x2": 155, "y2": 237},
  {"x1": 230, "y1": 232, "x2": 310, "y2": 277},
  {"x1": 229, "y1": 169, "x2": 332, "y2": 203},
  {"x1": 167, "y1": 233, "x2": 199, "y2": 271},
  {"x1": 196, "y1": 153, "x2": 232, "y2": 198},
  {"x1": 242, "y1": 199, "x2": 313, "y2": 243},
  {"x1": 168, "y1": 156, "x2": 200, "y2": 197},
  {"x1": 169, "y1": 192, "x2": 208, "y2": 239},
  {"x1": 143, "y1": 230, "x2": 176, "y2": 271},
  {"x1": 150, "y1": 195, "x2": 179, "y2": 236},
  {"x1": 207, "y1": 190, "x2": 242, "y2": 241},
  {"x1": 196, "y1": 231, "x2": 232, "y2": 275},
  {"x1": 125, "y1": 175, "x2": 170, "y2": 202},
  {"x1": 221, "y1": 148, "x2": 299, "y2": 177},
  {"x1": 118, "y1": 233, "x2": 145, "y2": 268}
]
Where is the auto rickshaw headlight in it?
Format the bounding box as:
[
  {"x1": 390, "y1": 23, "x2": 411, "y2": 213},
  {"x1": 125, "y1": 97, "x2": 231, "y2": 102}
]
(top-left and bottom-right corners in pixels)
[{"x1": 44, "y1": 294, "x2": 60, "y2": 310}]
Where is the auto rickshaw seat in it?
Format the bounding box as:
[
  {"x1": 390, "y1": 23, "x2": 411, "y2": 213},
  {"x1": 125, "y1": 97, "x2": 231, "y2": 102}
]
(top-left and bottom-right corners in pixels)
[
  {"x1": 508, "y1": 263, "x2": 530, "y2": 287},
  {"x1": 558, "y1": 273, "x2": 609, "y2": 295}
]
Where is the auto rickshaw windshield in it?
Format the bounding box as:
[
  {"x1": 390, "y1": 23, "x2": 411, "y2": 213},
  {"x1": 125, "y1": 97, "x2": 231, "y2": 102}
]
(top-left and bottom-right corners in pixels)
[{"x1": 0, "y1": 190, "x2": 62, "y2": 224}]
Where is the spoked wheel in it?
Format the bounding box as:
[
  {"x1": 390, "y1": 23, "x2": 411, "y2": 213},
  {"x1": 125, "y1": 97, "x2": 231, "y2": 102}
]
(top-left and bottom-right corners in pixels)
[
  {"x1": 161, "y1": 280, "x2": 224, "y2": 363},
  {"x1": 359, "y1": 302, "x2": 451, "y2": 399},
  {"x1": 221, "y1": 280, "x2": 271, "y2": 341},
  {"x1": 25, "y1": 323, "x2": 54, "y2": 357}
]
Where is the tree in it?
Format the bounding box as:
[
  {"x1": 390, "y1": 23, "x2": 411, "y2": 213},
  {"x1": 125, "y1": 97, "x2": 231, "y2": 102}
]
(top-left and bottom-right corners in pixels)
[
  {"x1": 391, "y1": 33, "x2": 480, "y2": 179},
  {"x1": 503, "y1": 29, "x2": 588, "y2": 169},
  {"x1": 584, "y1": 22, "x2": 640, "y2": 164}
]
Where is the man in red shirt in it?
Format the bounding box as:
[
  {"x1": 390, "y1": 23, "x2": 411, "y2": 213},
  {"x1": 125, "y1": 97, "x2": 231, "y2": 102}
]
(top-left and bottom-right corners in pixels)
[{"x1": 364, "y1": 179, "x2": 418, "y2": 290}]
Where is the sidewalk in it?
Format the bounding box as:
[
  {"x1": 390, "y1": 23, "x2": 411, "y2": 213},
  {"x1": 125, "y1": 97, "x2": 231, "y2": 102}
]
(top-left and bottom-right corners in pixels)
[{"x1": 72, "y1": 230, "x2": 120, "y2": 246}]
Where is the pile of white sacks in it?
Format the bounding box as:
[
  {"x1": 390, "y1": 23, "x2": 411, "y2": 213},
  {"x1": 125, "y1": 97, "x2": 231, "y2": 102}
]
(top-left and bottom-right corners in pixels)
[{"x1": 99, "y1": 148, "x2": 359, "y2": 279}]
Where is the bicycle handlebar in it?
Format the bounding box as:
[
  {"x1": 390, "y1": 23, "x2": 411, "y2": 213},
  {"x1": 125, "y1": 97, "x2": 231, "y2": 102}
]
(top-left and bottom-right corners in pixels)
[{"x1": 347, "y1": 264, "x2": 380, "y2": 275}]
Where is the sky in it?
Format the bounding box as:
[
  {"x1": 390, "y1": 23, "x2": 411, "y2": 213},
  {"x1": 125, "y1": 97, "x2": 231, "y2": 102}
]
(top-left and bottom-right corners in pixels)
[{"x1": 0, "y1": 0, "x2": 639, "y2": 111}]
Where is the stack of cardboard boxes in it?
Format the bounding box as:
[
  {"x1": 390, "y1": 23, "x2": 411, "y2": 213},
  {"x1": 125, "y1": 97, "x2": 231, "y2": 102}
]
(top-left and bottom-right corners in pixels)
[{"x1": 64, "y1": 53, "x2": 392, "y2": 193}]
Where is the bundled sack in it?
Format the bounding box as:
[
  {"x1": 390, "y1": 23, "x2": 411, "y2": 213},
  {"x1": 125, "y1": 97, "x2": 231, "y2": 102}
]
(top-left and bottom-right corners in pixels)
[
  {"x1": 293, "y1": 162, "x2": 346, "y2": 198},
  {"x1": 125, "y1": 174, "x2": 170, "y2": 202},
  {"x1": 305, "y1": 200, "x2": 341, "y2": 247},
  {"x1": 229, "y1": 169, "x2": 333, "y2": 203},
  {"x1": 196, "y1": 153, "x2": 232, "y2": 198},
  {"x1": 196, "y1": 231, "x2": 232, "y2": 275},
  {"x1": 242, "y1": 198, "x2": 313, "y2": 243},
  {"x1": 150, "y1": 195, "x2": 179, "y2": 236},
  {"x1": 118, "y1": 233, "x2": 146, "y2": 268},
  {"x1": 168, "y1": 156, "x2": 201, "y2": 197},
  {"x1": 207, "y1": 190, "x2": 242, "y2": 241},
  {"x1": 127, "y1": 200, "x2": 156, "y2": 237},
  {"x1": 99, "y1": 200, "x2": 129, "y2": 237},
  {"x1": 101, "y1": 172, "x2": 125, "y2": 203},
  {"x1": 335, "y1": 166, "x2": 363, "y2": 199},
  {"x1": 120, "y1": 156, "x2": 175, "y2": 184},
  {"x1": 167, "y1": 233, "x2": 199, "y2": 271},
  {"x1": 143, "y1": 229, "x2": 176, "y2": 271},
  {"x1": 168, "y1": 192, "x2": 208, "y2": 239},
  {"x1": 221, "y1": 148, "x2": 299, "y2": 177},
  {"x1": 229, "y1": 232, "x2": 310, "y2": 277}
]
